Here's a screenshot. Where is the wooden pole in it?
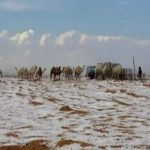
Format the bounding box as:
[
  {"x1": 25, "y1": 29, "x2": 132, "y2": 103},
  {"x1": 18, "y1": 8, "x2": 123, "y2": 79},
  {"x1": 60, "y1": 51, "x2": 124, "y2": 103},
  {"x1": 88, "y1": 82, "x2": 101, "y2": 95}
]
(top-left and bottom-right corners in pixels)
[{"x1": 133, "y1": 56, "x2": 136, "y2": 80}]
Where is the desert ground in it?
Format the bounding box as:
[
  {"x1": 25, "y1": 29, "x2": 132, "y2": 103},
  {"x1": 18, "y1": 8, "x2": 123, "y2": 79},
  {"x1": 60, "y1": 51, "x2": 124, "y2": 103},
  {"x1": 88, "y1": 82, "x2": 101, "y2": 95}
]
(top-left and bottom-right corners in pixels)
[{"x1": 0, "y1": 77, "x2": 150, "y2": 150}]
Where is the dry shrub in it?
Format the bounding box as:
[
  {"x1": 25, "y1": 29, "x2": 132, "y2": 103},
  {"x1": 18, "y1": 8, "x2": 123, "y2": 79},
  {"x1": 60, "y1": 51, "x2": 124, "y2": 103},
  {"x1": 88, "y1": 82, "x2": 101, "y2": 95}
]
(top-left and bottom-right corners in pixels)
[
  {"x1": 16, "y1": 92, "x2": 26, "y2": 97},
  {"x1": 105, "y1": 89, "x2": 117, "y2": 94},
  {"x1": 131, "y1": 119, "x2": 146, "y2": 124},
  {"x1": 112, "y1": 124, "x2": 136, "y2": 129},
  {"x1": 126, "y1": 137, "x2": 133, "y2": 140},
  {"x1": 57, "y1": 134, "x2": 64, "y2": 137},
  {"x1": 143, "y1": 83, "x2": 150, "y2": 87},
  {"x1": 120, "y1": 129, "x2": 134, "y2": 135},
  {"x1": 118, "y1": 115, "x2": 132, "y2": 119},
  {"x1": 29, "y1": 101, "x2": 43, "y2": 106},
  {"x1": 15, "y1": 125, "x2": 33, "y2": 129},
  {"x1": 0, "y1": 140, "x2": 49, "y2": 150},
  {"x1": 30, "y1": 95, "x2": 36, "y2": 99},
  {"x1": 112, "y1": 97, "x2": 130, "y2": 106},
  {"x1": 111, "y1": 145, "x2": 122, "y2": 148},
  {"x1": 6, "y1": 131, "x2": 20, "y2": 138},
  {"x1": 99, "y1": 146, "x2": 107, "y2": 149},
  {"x1": 127, "y1": 92, "x2": 146, "y2": 98},
  {"x1": 95, "y1": 128, "x2": 108, "y2": 133},
  {"x1": 61, "y1": 126, "x2": 76, "y2": 133},
  {"x1": 103, "y1": 118, "x2": 113, "y2": 122},
  {"x1": 38, "y1": 114, "x2": 54, "y2": 119},
  {"x1": 59, "y1": 106, "x2": 73, "y2": 112},
  {"x1": 134, "y1": 146, "x2": 150, "y2": 149},
  {"x1": 62, "y1": 126, "x2": 71, "y2": 130},
  {"x1": 56, "y1": 139, "x2": 94, "y2": 148},
  {"x1": 120, "y1": 89, "x2": 127, "y2": 93},
  {"x1": 115, "y1": 100, "x2": 130, "y2": 106},
  {"x1": 28, "y1": 88, "x2": 32, "y2": 91},
  {"x1": 46, "y1": 97, "x2": 60, "y2": 103},
  {"x1": 70, "y1": 110, "x2": 88, "y2": 115},
  {"x1": 60, "y1": 106, "x2": 88, "y2": 116}
]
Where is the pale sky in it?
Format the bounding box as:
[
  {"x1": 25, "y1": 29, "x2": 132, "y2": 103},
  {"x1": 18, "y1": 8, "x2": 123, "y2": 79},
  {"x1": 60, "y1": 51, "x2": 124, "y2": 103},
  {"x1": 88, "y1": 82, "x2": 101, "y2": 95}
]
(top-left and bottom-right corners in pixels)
[{"x1": 0, "y1": 0, "x2": 150, "y2": 74}]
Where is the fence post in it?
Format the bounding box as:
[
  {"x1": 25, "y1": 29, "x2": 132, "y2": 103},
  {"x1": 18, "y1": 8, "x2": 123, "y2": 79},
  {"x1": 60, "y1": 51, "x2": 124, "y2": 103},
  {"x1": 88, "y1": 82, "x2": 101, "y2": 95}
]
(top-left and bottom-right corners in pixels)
[{"x1": 133, "y1": 56, "x2": 136, "y2": 80}]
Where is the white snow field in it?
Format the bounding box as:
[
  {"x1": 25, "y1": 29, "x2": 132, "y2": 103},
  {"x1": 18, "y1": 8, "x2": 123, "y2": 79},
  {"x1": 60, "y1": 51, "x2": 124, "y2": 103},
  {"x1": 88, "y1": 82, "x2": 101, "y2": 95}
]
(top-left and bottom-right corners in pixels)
[{"x1": 0, "y1": 77, "x2": 150, "y2": 150}]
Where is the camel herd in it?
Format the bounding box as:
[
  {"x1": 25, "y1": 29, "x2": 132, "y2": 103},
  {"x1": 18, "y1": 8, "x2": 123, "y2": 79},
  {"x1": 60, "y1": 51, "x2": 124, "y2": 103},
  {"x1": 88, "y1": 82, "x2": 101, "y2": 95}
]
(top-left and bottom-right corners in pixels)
[
  {"x1": 0, "y1": 63, "x2": 131, "y2": 81},
  {"x1": 14, "y1": 65, "x2": 46, "y2": 80},
  {"x1": 95, "y1": 62, "x2": 125, "y2": 80},
  {"x1": 50, "y1": 66, "x2": 83, "y2": 81},
  {"x1": 13, "y1": 65, "x2": 84, "y2": 81}
]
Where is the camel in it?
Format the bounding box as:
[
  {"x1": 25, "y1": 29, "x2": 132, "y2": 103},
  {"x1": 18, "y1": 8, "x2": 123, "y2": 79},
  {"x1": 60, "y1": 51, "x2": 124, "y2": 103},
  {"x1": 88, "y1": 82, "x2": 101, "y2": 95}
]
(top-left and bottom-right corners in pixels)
[
  {"x1": 50, "y1": 66, "x2": 62, "y2": 81},
  {"x1": 74, "y1": 66, "x2": 83, "y2": 80},
  {"x1": 15, "y1": 67, "x2": 29, "y2": 79},
  {"x1": 112, "y1": 64, "x2": 124, "y2": 80},
  {"x1": 15, "y1": 67, "x2": 25, "y2": 79},
  {"x1": 102, "y1": 62, "x2": 121, "y2": 80},
  {"x1": 36, "y1": 67, "x2": 46, "y2": 80},
  {"x1": 95, "y1": 64, "x2": 104, "y2": 80},
  {"x1": 24, "y1": 68, "x2": 29, "y2": 79},
  {"x1": 50, "y1": 67, "x2": 55, "y2": 80},
  {"x1": 28, "y1": 65, "x2": 38, "y2": 79},
  {"x1": 62, "y1": 66, "x2": 73, "y2": 81},
  {"x1": 103, "y1": 62, "x2": 112, "y2": 80}
]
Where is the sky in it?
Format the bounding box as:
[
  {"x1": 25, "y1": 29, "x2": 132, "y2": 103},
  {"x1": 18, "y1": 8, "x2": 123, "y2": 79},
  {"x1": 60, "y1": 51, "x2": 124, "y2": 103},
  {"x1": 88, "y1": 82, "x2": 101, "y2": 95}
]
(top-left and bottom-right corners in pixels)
[{"x1": 0, "y1": 0, "x2": 150, "y2": 74}]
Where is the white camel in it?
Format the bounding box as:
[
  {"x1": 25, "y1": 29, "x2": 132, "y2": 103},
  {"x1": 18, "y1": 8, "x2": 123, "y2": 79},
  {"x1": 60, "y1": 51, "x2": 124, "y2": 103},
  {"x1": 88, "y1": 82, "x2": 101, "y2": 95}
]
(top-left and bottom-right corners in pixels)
[
  {"x1": 28, "y1": 65, "x2": 38, "y2": 79},
  {"x1": 103, "y1": 63, "x2": 112, "y2": 80},
  {"x1": 95, "y1": 64, "x2": 104, "y2": 80},
  {"x1": 112, "y1": 64, "x2": 124, "y2": 80},
  {"x1": 15, "y1": 67, "x2": 25, "y2": 79}
]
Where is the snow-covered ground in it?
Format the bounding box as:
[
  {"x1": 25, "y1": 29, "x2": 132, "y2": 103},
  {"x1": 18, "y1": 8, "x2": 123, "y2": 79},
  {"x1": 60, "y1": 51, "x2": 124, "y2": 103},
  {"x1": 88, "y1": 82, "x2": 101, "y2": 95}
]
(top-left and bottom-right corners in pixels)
[{"x1": 0, "y1": 77, "x2": 150, "y2": 150}]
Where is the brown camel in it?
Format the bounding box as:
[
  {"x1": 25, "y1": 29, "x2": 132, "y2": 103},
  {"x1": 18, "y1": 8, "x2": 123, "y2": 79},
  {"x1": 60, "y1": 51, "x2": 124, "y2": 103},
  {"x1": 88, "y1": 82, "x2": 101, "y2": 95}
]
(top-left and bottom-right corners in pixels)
[
  {"x1": 36, "y1": 67, "x2": 46, "y2": 81},
  {"x1": 50, "y1": 66, "x2": 62, "y2": 81},
  {"x1": 62, "y1": 66, "x2": 73, "y2": 81}
]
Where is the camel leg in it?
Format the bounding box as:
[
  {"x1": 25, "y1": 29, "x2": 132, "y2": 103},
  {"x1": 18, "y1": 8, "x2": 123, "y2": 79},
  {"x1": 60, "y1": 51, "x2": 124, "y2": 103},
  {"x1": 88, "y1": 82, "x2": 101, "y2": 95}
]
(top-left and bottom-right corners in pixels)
[
  {"x1": 50, "y1": 73, "x2": 53, "y2": 81},
  {"x1": 59, "y1": 74, "x2": 60, "y2": 81}
]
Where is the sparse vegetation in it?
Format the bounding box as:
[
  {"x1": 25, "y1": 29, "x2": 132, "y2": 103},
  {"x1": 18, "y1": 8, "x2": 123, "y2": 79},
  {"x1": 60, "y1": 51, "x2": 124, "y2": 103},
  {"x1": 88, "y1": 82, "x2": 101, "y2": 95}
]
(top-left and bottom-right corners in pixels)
[
  {"x1": 105, "y1": 89, "x2": 117, "y2": 93},
  {"x1": 56, "y1": 139, "x2": 94, "y2": 148},
  {"x1": 0, "y1": 77, "x2": 149, "y2": 149}
]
